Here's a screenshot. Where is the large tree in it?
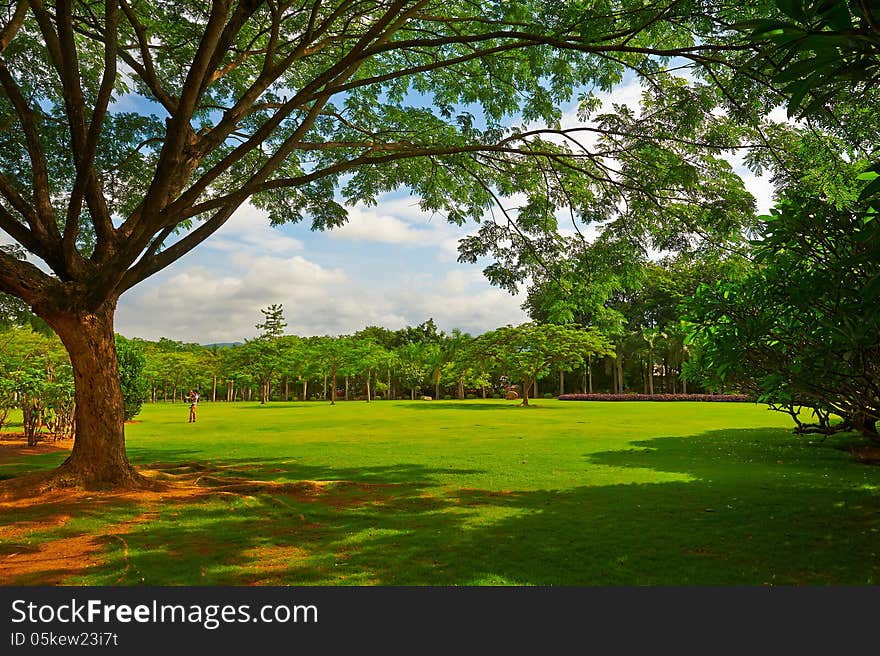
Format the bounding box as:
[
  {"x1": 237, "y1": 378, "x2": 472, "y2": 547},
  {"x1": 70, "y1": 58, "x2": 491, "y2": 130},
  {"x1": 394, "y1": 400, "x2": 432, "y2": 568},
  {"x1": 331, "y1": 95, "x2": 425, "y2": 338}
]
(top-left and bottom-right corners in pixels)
[{"x1": 0, "y1": 1, "x2": 761, "y2": 488}]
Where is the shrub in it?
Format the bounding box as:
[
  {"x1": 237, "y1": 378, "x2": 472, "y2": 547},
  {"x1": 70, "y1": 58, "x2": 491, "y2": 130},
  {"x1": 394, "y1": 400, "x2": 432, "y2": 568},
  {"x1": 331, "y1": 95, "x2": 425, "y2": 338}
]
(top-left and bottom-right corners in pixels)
[
  {"x1": 543, "y1": 392, "x2": 555, "y2": 399},
  {"x1": 443, "y1": 395, "x2": 453, "y2": 400},
  {"x1": 115, "y1": 335, "x2": 149, "y2": 421},
  {"x1": 466, "y1": 394, "x2": 477, "y2": 400},
  {"x1": 557, "y1": 393, "x2": 752, "y2": 402}
]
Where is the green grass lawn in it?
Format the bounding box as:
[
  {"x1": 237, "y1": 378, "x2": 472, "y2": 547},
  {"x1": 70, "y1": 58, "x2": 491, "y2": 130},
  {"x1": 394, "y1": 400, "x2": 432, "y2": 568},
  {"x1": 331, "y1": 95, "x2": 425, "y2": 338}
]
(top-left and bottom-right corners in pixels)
[{"x1": 2, "y1": 399, "x2": 879, "y2": 585}]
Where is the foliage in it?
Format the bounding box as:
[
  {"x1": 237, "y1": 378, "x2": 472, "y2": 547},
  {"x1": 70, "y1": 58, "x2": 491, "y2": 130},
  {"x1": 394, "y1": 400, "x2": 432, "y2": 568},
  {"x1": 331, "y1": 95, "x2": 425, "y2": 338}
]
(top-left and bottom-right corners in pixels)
[
  {"x1": 473, "y1": 323, "x2": 613, "y2": 405},
  {"x1": 683, "y1": 194, "x2": 880, "y2": 438},
  {"x1": 0, "y1": 327, "x2": 73, "y2": 443},
  {"x1": 255, "y1": 304, "x2": 287, "y2": 340},
  {"x1": 559, "y1": 393, "x2": 751, "y2": 402},
  {"x1": 115, "y1": 335, "x2": 149, "y2": 421}
]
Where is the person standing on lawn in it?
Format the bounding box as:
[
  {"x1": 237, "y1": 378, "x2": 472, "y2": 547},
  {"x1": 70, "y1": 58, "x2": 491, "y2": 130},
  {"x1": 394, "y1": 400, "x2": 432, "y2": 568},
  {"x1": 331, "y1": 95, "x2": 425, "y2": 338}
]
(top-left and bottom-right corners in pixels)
[{"x1": 187, "y1": 389, "x2": 199, "y2": 423}]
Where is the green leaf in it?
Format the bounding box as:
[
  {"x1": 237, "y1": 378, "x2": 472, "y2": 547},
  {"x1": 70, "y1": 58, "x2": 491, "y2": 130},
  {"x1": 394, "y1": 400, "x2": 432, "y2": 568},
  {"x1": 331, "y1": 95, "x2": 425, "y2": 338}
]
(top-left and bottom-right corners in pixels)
[
  {"x1": 773, "y1": 53, "x2": 841, "y2": 83},
  {"x1": 816, "y1": 0, "x2": 853, "y2": 31},
  {"x1": 774, "y1": 0, "x2": 806, "y2": 21},
  {"x1": 736, "y1": 19, "x2": 795, "y2": 38},
  {"x1": 784, "y1": 69, "x2": 830, "y2": 117},
  {"x1": 862, "y1": 274, "x2": 880, "y2": 302},
  {"x1": 858, "y1": 176, "x2": 880, "y2": 202}
]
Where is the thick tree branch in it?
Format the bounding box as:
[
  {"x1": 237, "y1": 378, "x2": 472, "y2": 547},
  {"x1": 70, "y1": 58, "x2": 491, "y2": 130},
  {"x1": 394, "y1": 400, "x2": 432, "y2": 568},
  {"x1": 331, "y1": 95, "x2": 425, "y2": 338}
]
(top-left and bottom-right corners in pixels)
[
  {"x1": 0, "y1": 59, "x2": 61, "y2": 250},
  {"x1": 138, "y1": 0, "x2": 234, "y2": 226},
  {"x1": 83, "y1": 0, "x2": 121, "y2": 261},
  {"x1": 118, "y1": 0, "x2": 178, "y2": 112},
  {"x1": 0, "y1": 0, "x2": 28, "y2": 52},
  {"x1": 0, "y1": 203, "x2": 45, "y2": 257},
  {"x1": 0, "y1": 248, "x2": 56, "y2": 305}
]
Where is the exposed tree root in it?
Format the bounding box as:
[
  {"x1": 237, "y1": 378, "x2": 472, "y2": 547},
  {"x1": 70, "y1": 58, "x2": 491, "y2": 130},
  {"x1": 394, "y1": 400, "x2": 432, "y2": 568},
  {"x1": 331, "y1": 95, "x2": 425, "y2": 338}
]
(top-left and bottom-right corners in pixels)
[{"x1": 0, "y1": 464, "x2": 164, "y2": 500}]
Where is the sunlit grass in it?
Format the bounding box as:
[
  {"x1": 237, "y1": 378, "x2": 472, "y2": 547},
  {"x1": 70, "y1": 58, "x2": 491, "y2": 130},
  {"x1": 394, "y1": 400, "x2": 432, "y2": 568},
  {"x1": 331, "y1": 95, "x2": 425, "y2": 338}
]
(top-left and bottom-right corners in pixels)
[{"x1": 2, "y1": 399, "x2": 879, "y2": 585}]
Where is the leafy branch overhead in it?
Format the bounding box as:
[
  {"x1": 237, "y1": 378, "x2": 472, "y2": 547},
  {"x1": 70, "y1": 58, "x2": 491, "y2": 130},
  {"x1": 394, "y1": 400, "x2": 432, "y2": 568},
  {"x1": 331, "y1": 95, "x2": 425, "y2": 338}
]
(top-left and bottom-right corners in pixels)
[{"x1": 0, "y1": 0, "x2": 762, "y2": 310}]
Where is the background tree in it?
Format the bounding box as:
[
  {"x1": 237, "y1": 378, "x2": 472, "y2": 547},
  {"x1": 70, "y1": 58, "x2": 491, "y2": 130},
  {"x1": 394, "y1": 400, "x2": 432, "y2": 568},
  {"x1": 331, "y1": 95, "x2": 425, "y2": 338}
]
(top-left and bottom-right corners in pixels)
[
  {"x1": 474, "y1": 323, "x2": 613, "y2": 406},
  {"x1": 684, "y1": 193, "x2": 880, "y2": 439},
  {"x1": 679, "y1": 0, "x2": 880, "y2": 438},
  {"x1": 114, "y1": 334, "x2": 149, "y2": 421},
  {"x1": 347, "y1": 338, "x2": 389, "y2": 402},
  {"x1": 314, "y1": 336, "x2": 355, "y2": 405},
  {"x1": 255, "y1": 304, "x2": 287, "y2": 340},
  {"x1": 395, "y1": 342, "x2": 431, "y2": 400}
]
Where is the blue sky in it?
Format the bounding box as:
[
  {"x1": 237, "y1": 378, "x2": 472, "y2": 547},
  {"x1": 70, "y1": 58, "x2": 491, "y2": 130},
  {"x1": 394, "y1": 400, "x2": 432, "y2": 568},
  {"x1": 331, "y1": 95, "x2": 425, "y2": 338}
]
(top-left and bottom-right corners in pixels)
[
  {"x1": 114, "y1": 76, "x2": 775, "y2": 343},
  {"x1": 116, "y1": 190, "x2": 531, "y2": 342},
  {"x1": 2, "y1": 77, "x2": 775, "y2": 344}
]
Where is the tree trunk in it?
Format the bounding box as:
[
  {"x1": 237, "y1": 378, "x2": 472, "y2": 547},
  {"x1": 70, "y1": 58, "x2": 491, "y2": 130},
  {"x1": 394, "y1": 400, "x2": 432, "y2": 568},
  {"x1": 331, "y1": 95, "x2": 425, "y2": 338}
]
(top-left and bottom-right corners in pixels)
[
  {"x1": 366, "y1": 373, "x2": 371, "y2": 402},
  {"x1": 617, "y1": 358, "x2": 624, "y2": 394},
  {"x1": 345, "y1": 375, "x2": 349, "y2": 401},
  {"x1": 41, "y1": 303, "x2": 145, "y2": 489},
  {"x1": 521, "y1": 377, "x2": 532, "y2": 406},
  {"x1": 323, "y1": 374, "x2": 328, "y2": 400},
  {"x1": 682, "y1": 371, "x2": 688, "y2": 395},
  {"x1": 588, "y1": 356, "x2": 593, "y2": 394},
  {"x1": 434, "y1": 378, "x2": 440, "y2": 401},
  {"x1": 330, "y1": 372, "x2": 337, "y2": 405},
  {"x1": 212, "y1": 375, "x2": 217, "y2": 402},
  {"x1": 458, "y1": 380, "x2": 464, "y2": 400},
  {"x1": 559, "y1": 369, "x2": 564, "y2": 396},
  {"x1": 647, "y1": 352, "x2": 654, "y2": 395},
  {"x1": 303, "y1": 379, "x2": 308, "y2": 401}
]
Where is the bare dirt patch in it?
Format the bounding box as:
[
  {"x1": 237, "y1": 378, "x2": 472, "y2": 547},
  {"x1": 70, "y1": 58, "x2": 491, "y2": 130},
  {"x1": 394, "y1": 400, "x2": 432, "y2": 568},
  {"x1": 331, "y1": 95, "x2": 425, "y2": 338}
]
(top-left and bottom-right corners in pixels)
[
  {"x1": 0, "y1": 459, "x2": 405, "y2": 584},
  {"x1": 0, "y1": 510, "x2": 158, "y2": 584},
  {"x1": 851, "y1": 446, "x2": 880, "y2": 465}
]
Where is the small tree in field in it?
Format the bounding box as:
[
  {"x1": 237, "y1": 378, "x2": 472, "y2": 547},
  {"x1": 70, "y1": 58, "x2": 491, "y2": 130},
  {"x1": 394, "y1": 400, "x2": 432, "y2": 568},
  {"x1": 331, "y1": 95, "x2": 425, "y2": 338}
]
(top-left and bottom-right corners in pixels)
[
  {"x1": 314, "y1": 336, "x2": 355, "y2": 405},
  {"x1": 474, "y1": 323, "x2": 613, "y2": 406},
  {"x1": 256, "y1": 304, "x2": 287, "y2": 340},
  {"x1": 115, "y1": 335, "x2": 149, "y2": 421}
]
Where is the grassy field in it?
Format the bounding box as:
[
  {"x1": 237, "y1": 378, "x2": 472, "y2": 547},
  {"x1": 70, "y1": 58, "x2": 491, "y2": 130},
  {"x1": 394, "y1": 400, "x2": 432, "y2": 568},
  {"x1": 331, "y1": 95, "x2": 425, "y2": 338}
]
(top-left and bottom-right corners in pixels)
[{"x1": 1, "y1": 399, "x2": 879, "y2": 585}]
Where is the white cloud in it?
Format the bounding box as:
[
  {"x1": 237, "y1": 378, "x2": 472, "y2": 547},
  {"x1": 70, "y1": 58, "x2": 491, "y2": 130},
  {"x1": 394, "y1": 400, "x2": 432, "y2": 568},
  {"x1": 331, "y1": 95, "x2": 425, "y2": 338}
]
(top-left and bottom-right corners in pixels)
[
  {"x1": 116, "y1": 251, "x2": 527, "y2": 342},
  {"x1": 205, "y1": 202, "x2": 304, "y2": 254},
  {"x1": 740, "y1": 172, "x2": 775, "y2": 216},
  {"x1": 119, "y1": 254, "x2": 348, "y2": 342},
  {"x1": 328, "y1": 203, "x2": 449, "y2": 246}
]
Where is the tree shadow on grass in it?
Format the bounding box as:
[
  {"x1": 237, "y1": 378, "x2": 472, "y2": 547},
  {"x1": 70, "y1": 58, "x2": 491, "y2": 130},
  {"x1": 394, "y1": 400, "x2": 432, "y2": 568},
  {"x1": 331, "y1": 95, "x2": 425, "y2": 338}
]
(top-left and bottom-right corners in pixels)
[
  {"x1": 0, "y1": 449, "x2": 69, "y2": 482},
  {"x1": 404, "y1": 402, "x2": 538, "y2": 411},
  {"x1": 127, "y1": 448, "x2": 487, "y2": 485},
  {"x1": 4, "y1": 427, "x2": 880, "y2": 586}
]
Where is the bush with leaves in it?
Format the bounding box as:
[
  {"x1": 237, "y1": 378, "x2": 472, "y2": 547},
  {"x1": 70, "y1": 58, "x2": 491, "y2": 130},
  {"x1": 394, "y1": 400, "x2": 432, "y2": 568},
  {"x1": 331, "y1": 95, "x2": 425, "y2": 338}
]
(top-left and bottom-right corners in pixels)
[
  {"x1": 683, "y1": 195, "x2": 880, "y2": 438},
  {"x1": 115, "y1": 335, "x2": 149, "y2": 422}
]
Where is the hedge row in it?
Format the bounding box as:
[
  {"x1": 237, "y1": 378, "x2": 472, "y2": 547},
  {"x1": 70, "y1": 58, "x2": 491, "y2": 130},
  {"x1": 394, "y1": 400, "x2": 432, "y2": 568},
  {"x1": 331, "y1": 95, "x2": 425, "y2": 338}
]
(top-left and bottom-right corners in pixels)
[{"x1": 557, "y1": 393, "x2": 752, "y2": 402}]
